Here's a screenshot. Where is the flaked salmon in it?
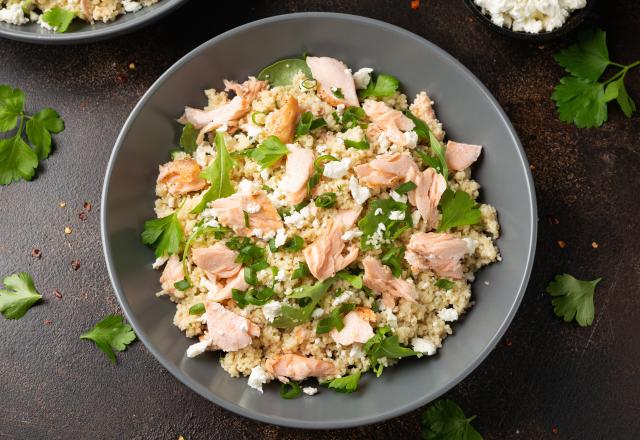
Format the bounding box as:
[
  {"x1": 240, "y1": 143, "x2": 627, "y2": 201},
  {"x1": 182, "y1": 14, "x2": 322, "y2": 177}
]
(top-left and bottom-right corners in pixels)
[
  {"x1": 363, "y1": 99, "x2": 415, "y2": 147},
  {"x1": 362, "y1": 256, "x2": 417, "y2": 303},
  {"x1": 265, "y1": 353, "x2": 338, "y2": 382},
  {"x1": 279, "y1": 144, "x2": 314, "y2": 204},
  {"x1": 407, "y1": 167, "x2": 447, "y2": 230},
  {"x1": 192, "y1": 242, "x2": 241, "y2": 280},
  {"x1": 409, "y1": 91, "x2": 444, "y2": 141},
  {"x1": 159, "y1": 255, "x2": 184, "y2": 295},
  {"x1": 405, "y1": 232, "x2": 470, "y2": 279},
  {"x1": 330, "y1": 307, "x2": 375, "y2": 346},
  {"x1": 445, "y1": 141, "x2": 482, "y2": 171},
  {"x1": 205, "y1": 301, "x2": 260, "y2": 352},
  {"x1": 211, "y1": 191, "x2": 283, "y2": 236},
  {"x1": 265, "y1": 96, "x2": 301, "y2": 144},
  {"x1": 354, "y1": 152, "x2": 418, "y2": 189},
  {"x1": 306, "y1": 56, "x2": 359, "y2": 107},
  {"x1": 157, "y1": 158, "x2": 207, "y2": 195},
  {"x1": 208, "y1": 270, "x2": 249, "y2": 302}
]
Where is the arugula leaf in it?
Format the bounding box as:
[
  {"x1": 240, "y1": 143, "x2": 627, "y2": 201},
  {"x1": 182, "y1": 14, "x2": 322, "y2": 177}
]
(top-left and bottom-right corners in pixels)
[
  {"x1": 280, "y1": 381, "x2": 303, "y2": 399},
  {"x1": 359, "y1": 74, "x2": 400, "y2": 99},
  {"x1": 41, "y1": 7, "x2": 76, "y2": 33},
  {"x1": 336, "y1": 270, "x2": 363, "y2": 289},
  {"x1": 232, "y1": 286, "x2": 276, "y2": 308},
  {"x1": 437, "y1": 189, "x2": 481, "y2": 232},
  {"x1": 421, "y1": 399, "x2": 482, "y2": 440},
  {"x1": 0, "y1": 136, "x2": 38, "y2": 185},
  {"x1": 141, "y1": 211, "x2": 184, "y2": 257},
  {"x1": 250, "y1": 135, "x2": 289, "y2": 169},
  {"x1": 554, "y1": 29, "x2": 610, "y2": 81},
  {"x1": 291, "y1": 261, "x2": 311, "y2": 280},
  {"x1": 358, "y1": 199, "x2": 413, "y2": 250},
  {"x1": 381, "y1": 245, "x2": 405, "y2": 277},
  {"x1": 404, "y1": 110, "x2": 429, "y2": 140},
  {"x1": 316, "y1": 303, "x2": 356, "y2": 334},
  {"x1": 192, "y1": 132, "x2": 235, "y2": 213},
  {"x1": 435, "y1": 279, "x2": 454, "y2": 290},
  {"x1": 546, "y1": 274, "x2": 601, "y2": 327},
  {"x1": 258, "y1": 58, "x2": 312, "y2": 87},
  {"x1": 80, "y1": 315, "x2": 137, "y2": 363},
  {"x1": 365, "y1": 326, "x2": 417, "y2": 377},
  {"x1": 551, "y1": 77, "x2": 608, "y2": 128},
  {"x1": 406, "y1": 110, "x2": 448, "y2": 180},
  {"x1": 179, "y1": 123, "x2": 198, "y2": 154},
  {"x1": 0, "y1": 272, "x2": 42, "y2": 319},
  {"x1": 327, "y1": 371, "x2": 361, "y2": 393},
  {"x1": 271, "y1": 279, "x2": 335, "y2": 329}
]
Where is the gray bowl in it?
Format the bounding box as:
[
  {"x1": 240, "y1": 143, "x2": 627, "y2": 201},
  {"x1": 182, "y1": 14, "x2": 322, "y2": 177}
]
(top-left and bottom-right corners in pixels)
[
  {"x1": 0, "y1": 0, "x2": 188, "y2": 44},
  {"x1": 102, "y1": 12, "x2": 537, "y2": 429}
]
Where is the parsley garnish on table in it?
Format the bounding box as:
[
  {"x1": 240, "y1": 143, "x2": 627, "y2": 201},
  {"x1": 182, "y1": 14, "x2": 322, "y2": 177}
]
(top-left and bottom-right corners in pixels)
[
  {"x1": 0, "y1": 85, "x2": 65, "y2": 185},
  {"x1": 421, "y1": 399, "x2": 483, "y2": 440},
  {"x1": 552, "y1": 29, "x2": 639, "y2": 128},
  {"x1": 0, "y1": 272, "x2": 42, "y2": 319},
  {"x1": 80, "y1": 315, "x2": 137, "y2": 363},
  {"x1": 546, "y1": 274, "x2": 602, "y2": 327}
]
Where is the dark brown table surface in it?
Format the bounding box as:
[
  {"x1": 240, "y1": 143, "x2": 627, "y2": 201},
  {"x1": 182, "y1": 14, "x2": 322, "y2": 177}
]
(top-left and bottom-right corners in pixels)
[{"x1": 1, "y1": 1, "x2": 639, "y2": 439}]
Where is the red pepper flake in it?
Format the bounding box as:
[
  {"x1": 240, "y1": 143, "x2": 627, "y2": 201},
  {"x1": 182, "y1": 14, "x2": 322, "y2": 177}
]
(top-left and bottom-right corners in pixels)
[
  {"x1": 79, "y1": 212, "x2": 87, "y2": 221},
  {"x1": 504, "y1": 338, "x2": 513, "y2": 347},
  {"x1": 546, "y1": 214, "x2": 560, "y2": 225},
  {"x1": 44, "y1": 319, "x2": 53, "y2": 325},
  {"x1": 116, "y1": 73, "x2": 128, "y2": 83},
  {"x1": 71, "y1": 260, "x2": 81, "y2": 271},
  {"x1": 552, "y1": 426, "x2": 559, "y2": 434},
  {"x1": 31, "y1": 248, "x2": 42, "y2": 258},
  {"x1": 83, "y1": 201, "x2": 92, "y2": 212},
  {"x1": 591, "y1": 241, "x2": 599, "y2": 249},
  {"x1": 410, "y1": 0, "x2": 420, "y2": 9},
  {"x1": 53, "y1": 289, "x2": 63, "y2": 299},
  {"x1": 557, "y1": 240, "x2": 567, "y2": 249}
]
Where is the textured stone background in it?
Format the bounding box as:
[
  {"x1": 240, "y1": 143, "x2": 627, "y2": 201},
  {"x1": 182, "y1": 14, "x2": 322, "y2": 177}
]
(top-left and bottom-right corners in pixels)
[{"x1": 1, "y1": 1, "x2": 639, "y2": 439}]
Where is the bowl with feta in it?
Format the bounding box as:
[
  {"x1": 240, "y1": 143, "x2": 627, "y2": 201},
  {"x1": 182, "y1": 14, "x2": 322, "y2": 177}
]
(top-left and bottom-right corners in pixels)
[
  {"x1": 464, "y1": 0, "x2": 596, "y2": 41},
  {"x1": 102, "y1": 12, "x2": 537, "y2": 428}
]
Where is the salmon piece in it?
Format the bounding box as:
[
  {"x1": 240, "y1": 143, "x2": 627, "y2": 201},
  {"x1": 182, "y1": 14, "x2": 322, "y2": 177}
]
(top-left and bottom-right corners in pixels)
[
  {"x1": 265, "y1": 354, "x2": 338, "y2": 382},
  {"x1": 330, "y1": 307, "x2": 375, "y2": 345},
  {"x1": 279, "y1": 144, "x2": 314, "y2": 204},
  {"x1": 333, "y1": 207, "x2": 362, "y2": 230},
  {"x1": 208, "y1": 269, "x2": 249, "y2": 302},
  {"x1": 306, "y1": 56, "x2": 359, "y2": 107},
  {"x1": 409, "y1": 91, "x2": 444, "y2": 141},
  {"x1": 363, "y1": 99, "x2": 415, "y2": 147},
  {"x1": 362, "y1": 256, "x2": 417, "y2": 303},
  {"x1": 204, "y1": 301, "x2": 260, "y2": 352},
  {"x1": 192, "y1": 242, "x2": 241, "y2": 280},
  {"x1": 405, "y1": 232, "x2": 470, "y2": 279},
  {"x1": 211, "y1": 191, "x2": 283, "y2": 236},
  {"x1": 407, "y1": 167, "x2": 447, "y2": 230},
  {"x1": 265, "y1": 96, "x2": 301, "y2": 144},
  {"x1": 223, "y1": 77, "x2": 266, "y2": 104},
  {"x1": 445, "y1": 141, "x2": 482, "y2": 171},
  {"x1": 157, "y1": 158, "x2": 207, "y2": 195},
  {"x1": 159, "y1": 255, "x2": 184, "y2": 295},
  {"x1": 381, "y1": 292, "x2": 396, "y2": 309},
  {"x1": 354, "y1": 152, "x2": 418, "y2": 189},
  {"x1": 303, "y1": 214, "x2": 360, "y2": 281}
]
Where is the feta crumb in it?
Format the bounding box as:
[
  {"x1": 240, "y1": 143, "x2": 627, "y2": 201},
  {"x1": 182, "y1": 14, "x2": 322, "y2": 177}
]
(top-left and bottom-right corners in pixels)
[
  {"x1": 336, "y1": 104, "x2": 345, "y2": 113},
  {"x1": 389, "y1": 210, "x2": 405, "y2": 221},
  {"x1": 248, "y1": 365, "x2": 270, "y2": 393},
  {"x1": 341, "y1": 228, "x2": 363, "y2": 241},
  {"x1": 377, "y1": 132, "x2": 390, "y2": 154},
  {"x1": 412, "y1": 337, "x2": 437, "y2": 356},
  {"x1": 349, "y1": 176, "x2": 370, "y2": 205},
  {"x1": 152, "y1": 255, "x2": 169, "y2": 270},
  {"x1": 193, "y1": 145, "x2": 214, "y2": 167},
  {"x1": 201, "y1": 207, "x2": 218, "y2": 219},
  {"x1": 259, "y1": 168, "x2": 270, "y2": 181},
  {"x1": 262, "y1": 301, "x2": 282, "y2": 322},
  {"x1": 303, "y1": 387, "x2": 318, "y2": 396},
  {"x1": 251, "y1": 228, "x2": 263, "y2": 238},
  {"x1": 200, "y1": 277, "x2": 219, "y2": 297},
  {"x1": 374, "y1": 208, "x2": 384, "y2": 216},
  {"x1": 186, "y1": 340, "x2": 210, "y2": 358},
  {"x1": 349, "y1": 344, "x2": 365, "y2": 359},
  {"x1": 37, "y1": 14, "x2": 56, "y2": 30},
  {"x1": 463, "y1": 237, "x2": 477, "y2": 254},
  {"x1": 312, "y1": 308, "x2": 325, "y2": 319},
  {"x1": 283, "y1": 206, "x2": 312, "y2": 228},
  {"x1": 274, "y1": 228, "x2": 287, "y2": 247},
  {"x1": 0, "y1": 4, "x2": 29, "y2": 25},
  {"x1": 316, "y1": 144, "x2": 328, "y2": 154},
  {"x1": 275, "y1": 269, "x2": 286, "y2": 282},
  {"x1": 389, "y1": 190, "x2": 407, "y2": 203},
  {"x1": 411, "y1": 210, "x2": 421, "y2": 226},
  {"x1": 438, "y1": 308, "x2": 459, "y2": 322},
  {"x1": 122, "y1": 0, "x2": 143, "y2": 12},
  {"x1": 403, "y1": 130, "x2": 419, "y2": 149},
  {"x1": 263, "y1": 230, "x2": 276, "y2": 240},
  {"x1": 238, "y1": 179, "x2": 259, "y2": 195},
  {"x1": 332, "y1": 290, "x2": 353, "y2": 307},
  {"x1": 353, "y1": 67, "x2": 373, "y2": 89},
  {"x1": 245, "y1": 123, "x2": 263, "y2": 139},
  {"x1": 203, "y1": 219, "x2": 219, "y2": 228},
  {"x1": 312, "y1": 219, "x2": 320, "y2": 228},
  {"x1": 244, "y1": 202, "x2": 261, "y2": 214},
  {"x1": 323, "y1": 158, "x2": 351, "y2": 179},
  {"x1": 381, "y1": 306, "x2": 398, "y2": 329},
  {"x1": 216, "y1": 123, "x2": 228, "y2": 133}
]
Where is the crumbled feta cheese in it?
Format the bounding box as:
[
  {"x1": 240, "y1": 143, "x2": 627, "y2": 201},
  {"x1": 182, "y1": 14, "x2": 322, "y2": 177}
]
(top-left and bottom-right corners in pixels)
[
  {"x1": 200, "y1": 277, "x2": 219, "y2": 297},
  {"x1": 244, "y1": 202, "x2": 261, "y2": 214},
  {"x1": 37, "y1": 14, "x2": 55, "y2": 30},
  {"x1": 275, "y1": 269, "x2": 286, "y2": 281},
  {"x1": 389, "y1": 210, "x2": 405, "y2": 221},
  {"x1": 403, "y1": 130, "x2": 419, "y2": 149},
  {"x1": 245, "y1": 123, "x2": 263, "y2": 139},
  {"x1": 203, "y1": 219, "x2": 220, "y2": 228},
  {"x1": 323, "y1": 158, "x2": 351, "y2": 179},
  {"x1": 312, "y1": 219, "x2": 320, "y2": 228},
  {"x1": 377, "y1": 132, "x2": 390, "y2": 154},
  {"x1": 152, "y1": 255, "x2": 169, "y2": 270},
  {"x1": 412, "y1": 337, "x2": 437, "y2": 356},
  {"x1": 349, "y1": 344, "x2": 365, "y2": 359},
  {"x1": 29, "y1": 11, "x2": 39, "y2": 21},
  {"x1": 216, "y1": 123, "x2": 228, "y2": 133},
  {"x1": 303, "y1": 387, "x2": 318, "y2": 396},
  {"x1": 251, "y1": 228, "x2": 263, "y2": 238},
  {"x1": 193, "y1": 145, "x2": 215, "y2": 167},
  {"x1": 353, "y1": 67, "x2": 373, "y2": 89},
  {"x1": 260, "y1": 168, "x2": 270, "y2": 181},
  {"x1": 263, "y1": 230, "x2": 276, "y2": 240},
  {"x1": 411, "y1": 210, "x2": 421, "y2": 226},
  {"x1": 473, "y1": 0, "x2": 587, "y2": 33},
  {"x1": 336, "y1": 104, "x2": 345, "y2": 113},
  {"x1": 283, "y1": 206, "x2": 312, "y2": 228},
  {"x1": 186, "y1": 340, "x2": 209, "y2": 358},
  {"x1": 374, "y1": 208, "x2": 384, "y2": 216},
  {"x1": 438, "y1": 308, "x2": 459, "y2": 322},
  {"x1": 274, "y1": 228, "x2": 287, "y2": 247},
  {"x1": 332, "y1": 290, "x2": 353, "y2": 307},
  {"x1": 381, "y1": 306, "x2": 398, "y2": 329},
  {"x1": 201, "y1": 207, "x2": 218, "y2": 219},
  {"x1": 341, "y1": 228, "x2": 363, "y2": 241},
  {"x1": 247, "y1": 365, "x2": 270, "y2": 392},
  {"x1": 122, "y1": 0, "x2": 142, "y2": 12},
  {"x1": 238, "y1": 178, "x2": 259, "y2": 195},
  {"x1": 316, "y1": 144, "x2": 328, "y2": 154},
  {"x1": 262, "y1": 301, "x2": 282, "y2": 322},
  {"x1": 389, "y1": 190, "x2": 407, "y2": 203},
  {"x1": 463, "y1": 237, "x2": 478, "y2": 254},
  {"x1": 340, "y1": 126, "x2": 365, "y2": 143},
  {"x1": 312, "y1": 308, "x2": 325, "y2": 319},
  {"x1": 0, "y1": 4, "x2": 29, "y2": 25},
  {"x1": 349, "y1": 176, "x2": 370, "y2": 205}
]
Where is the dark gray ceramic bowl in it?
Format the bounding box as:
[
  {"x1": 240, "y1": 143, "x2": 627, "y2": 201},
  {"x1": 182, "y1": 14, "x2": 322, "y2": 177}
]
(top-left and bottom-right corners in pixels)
[
  {"x1": 0, "y1": 0, "x2": 188, "y2": 44},
  {"x1": 102, "y1": 13, "x2": 537, "y2": 429}
]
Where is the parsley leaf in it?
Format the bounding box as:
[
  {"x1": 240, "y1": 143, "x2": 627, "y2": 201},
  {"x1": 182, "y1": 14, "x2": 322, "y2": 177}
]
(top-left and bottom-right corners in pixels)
[
  {"x1": 192, "y1": 132, "x2": 235, "y2": 213},
  {"x1": 0, "y1": 85, "x2": 25, "y2": 131},
  {"x1": 406, "y1": 110, "x2": 448, "y2": 180},
  {"x1": 316, "y1": 303, "x2": 356, "y2": 334},
  {"x1": 250, "y1": 135, "x2": 289, "y2": 169},
  {"x1": 271, "y1": 279, "x2": 335, "y2": 329},
  {"x1": 435, "y1": 279, "x2": 454, "y2": 290},
  {"x1": 340, "y1": 106, "x2": 367, "y2": 130},
  {"x1": 551, "y1": 77, "x2": 609, "y2": 128},
  {"x1": 26, "y1": 108, "x2": 64, "y2": 159},
  {"x1": 421, "y1": 399, "x2": 482, "y2": 440},
  {"x1": 381, "y1": 245, "x2": 405, "y2": 277},
  {"x1": 258, "y1": 58, "x2": 312, "y2": 87},
  {"x1": 280, "y1": 381, "x2": 303, "y2": 399},
  {"x1": 336, "y1": 270, "x2": 363, "y2": 289},
  {"x1": 395, "y1": 181, "x2": 417, "y2": 195},
  {"x1": 179, "y1": 123, "x2": 198, "y2": 154},
  {"x1": 141, "y1": 211, "x2": 184, "y2": 257},
  {"x1": 0, "y1": 136, "x2": 38, "y2": 185},
  {"x1": 364, "y1": 326, "x2": 417, "y2": 377},
  {"x1": 233, "y1": 285, "x2": 276, "y2": 308},
  {"x1": 358, "y1": 199, "x2": 412, "y2": 250},
  {"x1": 437, "y1": 189, "x2": 481, "y2": 232},
  {"x1": 546, "y1": 274, "x2": 601, "y2": 327},
  {"x1": 604, "y1": 77, "x2": 637, "y2": 118},
  {"x1": 80, "y1": 315, "x2": 137, "y2": 363},
  {"x1": 0, "y1": 272, "x2": 42, "y2": 319},
  {"x1": 359, "y1": 73, "x2": 400, "y2": 99},
  {"x1": 41, "y1": 7, "x2": 76, "y2": 33},
  {"x1": 327, "y1": 371, "x2": 361, "y2": 393},
  {"x1": 554, "y1": 29, "x2": 610, "y2": 81}
]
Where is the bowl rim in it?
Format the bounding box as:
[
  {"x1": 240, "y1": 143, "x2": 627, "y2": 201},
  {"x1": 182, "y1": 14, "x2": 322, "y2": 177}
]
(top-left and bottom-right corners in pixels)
[
  {"x1": 101, "y1": 12, "x2": 538, "y2": 429},
  {"x1": 0, "y1": 0, "x2": 189, "y2": 45}
]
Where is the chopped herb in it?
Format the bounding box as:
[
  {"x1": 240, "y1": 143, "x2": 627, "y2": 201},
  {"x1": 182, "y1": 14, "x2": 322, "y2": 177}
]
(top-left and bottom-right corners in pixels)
[
  {"x1": 435, "y1": 279, "x2": 454, "y2": 290},
  {"x1": 358, "y1": 199, "x2": 413, "y2": 250},
  {"x1": 307, "y1": 154, "x2": 338, "y2": 194},
  {"x1": 261, "y1": 184, "x2": 273, "y2": 192},
  {"x1": 358, "y1": 73, "x2": 400, "y2": 99},
  {"x1": 336, "y1": 270, "x2": 363, "y2": 289},
  {"x1": 179, "y1": 123, "x2": 198, "y2": 154},
  {"x1": 291, "y1": 262, "x2": 311, "y2": 280},
  {"x1": 421, "y1": 399, "x2": 482, "y2": 440},
  {"x1": 192, "y1": 132, "x2": 235, "y2": 213},
  {"x1": 243, "y1": 210, "x2": 250, "y2": 228},
  {"x1": 301, "y1": 78, "x2": 317, "y2": 90},
  {"x1": 284, "y1": 235, "x2": 305, "y2": 252},
  {"x1": 327, "y1": 371, "x2": 361, "y2": 393},
  {"x1": 237, "y1": 243, "x2": 265, "y2": 266},
  {"x1": 316, "y1": 303, "x2": 356, "y2": 334},
  {"x1": 173, "y1": 279, "x2": 191, "y2": 291},
  {"x1": 344, "y1": 139, "x2": 370, "y2": 150},
  {"x1": 141, "y1": 211, "x2": 184, "y2": 258},
  {"x1": 364, "y1": 326, "x2": 417, "y2": 376},
  {"x1": 232, "y1": 285, "x2": 276, "y2": 308},
  {"x1": 340, "y1": 106, "x2": 367, "y2": 130},
  {"x1": 546, "y1": 274, "x2": 601, "y2": 326},
  {"x1": 314, "y1": 192, "x2": 337, "y2": 208},
  {"x1": 394, "y1": 181, "x2": 417, "y2": 195},
  {"x1": 280, "y1": 381, "x2": 303, "y2": 399},
  {"x1": 188, "y1": 303, "x2": 205, "y2": 315},
  {"x1": 41, "y1": 7, "x2": 75, "y2": 33},
  {"x1": 293, "y1": 199, "x2": 310, "y2": 212},
  {"x1": 437, "y1": 189, "x2": 481, "y2": 232},
  {"x1": 333, "y1": 87, "x2": 344, "y2": 99},
  {"x1": 404, "y1": 110, "x2": 430, "y2": 141},
  {"x1": 0, "y1": 272, "x2": 42, "y2": 319},
  {"x1": 310, "y1": 117, "x2": 327, "y2": 130},
  {"x1": 295, "y1": 111, "x2": 313, "y2": 137},
  {"x1": 80, "y1": 315, "x2": 137, "y2": 363},
  {"x1": 381, "y1": 245, "x2": 405, "y2": 277},
  {"x1": 257, "y1": 58, "x2": 313, "y2": 87},
  {"x1": 251, "y1": 260, "x2": 270, "y2": 271},
  {"x1": 250, "y1": 135, "x2": 289, "y2": 168},
  {"x1": 244, "y1": 266, "x2": 258, "y2": 286},
  {"x1": 271, "y1": 279, "x2": 335, "y2": 329},
  {"x1": 251, "y1": 111, "x2": 266, "y2": 126},
  {"x1": 225, "y1": 235, "x2": 251, "y2": 250}
]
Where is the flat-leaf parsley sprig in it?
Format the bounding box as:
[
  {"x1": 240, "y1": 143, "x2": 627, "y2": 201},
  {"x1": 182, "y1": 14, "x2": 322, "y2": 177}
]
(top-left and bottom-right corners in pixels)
[
  {"x1": 552, "y1": 29, "x2": 639, "y2": 128},
  {"x1": 0, "y1": 85, "x2": 65, "y2": 185}
]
